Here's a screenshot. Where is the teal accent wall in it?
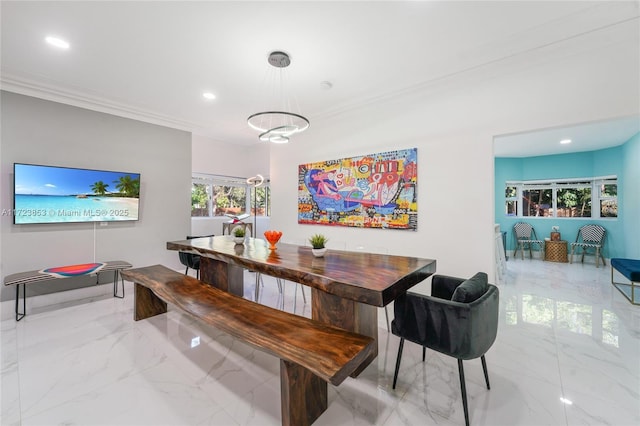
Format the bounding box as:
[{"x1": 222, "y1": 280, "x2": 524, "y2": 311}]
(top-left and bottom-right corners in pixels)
[
  {"x1": 495, "y1": 143, "x2": 633, "y2": 259},
  {"x1": 622, "y1": 133, "x2": 640, "y2": 258}
]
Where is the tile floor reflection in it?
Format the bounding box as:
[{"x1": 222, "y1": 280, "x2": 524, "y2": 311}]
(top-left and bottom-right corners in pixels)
[{"x1": 1, "y1": 260, "x2": 639, "y2": 425}]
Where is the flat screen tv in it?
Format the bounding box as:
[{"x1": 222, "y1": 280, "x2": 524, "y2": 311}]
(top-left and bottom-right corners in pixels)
[{"x1": 13, "y1": 163, "x2": 141, "y2": 224}]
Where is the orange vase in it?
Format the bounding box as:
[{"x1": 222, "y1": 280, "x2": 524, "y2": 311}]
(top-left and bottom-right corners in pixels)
[{"x1": 264, "y1": 230, "x2": 282, "y2": 250}]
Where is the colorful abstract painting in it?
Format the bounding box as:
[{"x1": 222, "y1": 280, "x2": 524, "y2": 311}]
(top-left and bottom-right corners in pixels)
[{"x1": 298, "y1": 148, "x2": 417, "y2": 230}]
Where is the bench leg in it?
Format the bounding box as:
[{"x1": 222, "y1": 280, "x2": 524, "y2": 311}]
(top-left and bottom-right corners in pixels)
[
  {"x1": 134, "y1": 283, "x2": 167, "y2": 321},
  {"x1": 113, "y1": 270, "x2": 125, "y2": 299},
  {"x1": 611, "y1": 266, "x2": 640, "y2": 305},
  {"x1": 15, "y1": 284, "x2": 26, "y2": 321},
  {"x1": 280, "y1": 360, "x2": 327, "y2": 426}
]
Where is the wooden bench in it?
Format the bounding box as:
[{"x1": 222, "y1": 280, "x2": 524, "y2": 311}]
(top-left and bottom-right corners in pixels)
[
  {"x1": 611, "y1": 258, "x2": 640, "y2": 305},
  {"x1": 4, "y1": 260, "x2": 132, "y2": 321},
  {"x1": 120, "y1": 264, "x2": 376, "y2": 426}
]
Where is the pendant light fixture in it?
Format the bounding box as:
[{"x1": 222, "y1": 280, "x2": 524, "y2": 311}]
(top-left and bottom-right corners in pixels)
[{"x1": 247, "y1": 51, "x2": 309, "y2": 144}]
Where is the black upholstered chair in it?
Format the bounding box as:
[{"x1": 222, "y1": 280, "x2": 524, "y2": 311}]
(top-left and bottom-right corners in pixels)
[
  {"x1": 178, "y1": 235, "x2": 214, "y2": 279},
  {"x1": 391, "y1": 272, "x2": 499, "y2": 426}
]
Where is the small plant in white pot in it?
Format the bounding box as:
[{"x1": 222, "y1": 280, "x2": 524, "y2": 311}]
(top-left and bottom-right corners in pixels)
[
  {"x1": 233, "y1": 227, "x2": 246, "y2": 244},
  {"x1": 309, "y1": 234, "x2": 328, "y2": 257}
]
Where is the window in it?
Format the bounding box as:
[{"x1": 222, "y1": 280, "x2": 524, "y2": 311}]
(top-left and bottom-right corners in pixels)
[
  {"x1": 598, "y1": 180, "x2": 618, "y2": 218},
  {"x1": 505, "y1": 186, "x2": 517, "y2": 216},
  {"x1": 505, "y1": 176, "x2": 616, "y2": 219},
  {"x1": 191, "y1": 182, "x2": 210, "y2": 217},
  {"x1": 191, "y1": 174, "x2": 271, "y2": 218},
  {"x1": 251, "y1": 186, "x2": 270, "y2": 217},
  {"x1": 556, "y1": 181, "x2": 591, "y2": 218},
  {"x1": 522, "y1": 186, "x2": 552, "y2": 217}
]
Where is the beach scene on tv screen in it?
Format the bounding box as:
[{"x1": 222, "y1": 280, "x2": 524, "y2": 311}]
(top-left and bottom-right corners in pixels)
[{"x1": 14, "y1": 164, "x2": 140, "y2": 224}]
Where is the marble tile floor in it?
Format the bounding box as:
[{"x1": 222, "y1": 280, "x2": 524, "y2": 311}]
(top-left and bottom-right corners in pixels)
[{"x1": 1, "y1": 261, "x2": 639, "y2": 425}]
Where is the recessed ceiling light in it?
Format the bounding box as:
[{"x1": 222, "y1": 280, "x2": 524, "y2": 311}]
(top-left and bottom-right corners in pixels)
[
  {"x1": 45, "y1": 36, "x2": 70, "y2": 49},
  {"x1": 202, "y1": 92, "x2": 216, "y2": 100},
  {"x1": 560, "y1": 139, "x2": 572, "y2": 145}
]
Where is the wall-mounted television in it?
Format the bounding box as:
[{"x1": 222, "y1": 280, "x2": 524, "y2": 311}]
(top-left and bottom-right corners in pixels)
[{"x1": 13, "y1": 163, "x2": 141, "y2": 224}]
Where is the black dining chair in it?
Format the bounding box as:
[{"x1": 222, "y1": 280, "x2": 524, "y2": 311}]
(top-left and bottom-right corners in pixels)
[
  {"x1": 178, "y1": 235, "x2": 214, "y2": 279},
  {"x1": 391, "y1": 272, "x2": 499, "y2": 426}
]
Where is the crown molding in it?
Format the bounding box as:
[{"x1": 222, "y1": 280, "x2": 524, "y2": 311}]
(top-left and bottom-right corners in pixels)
[{"x1": 0, "y1": 74, "x2": 199, "y2": 133}]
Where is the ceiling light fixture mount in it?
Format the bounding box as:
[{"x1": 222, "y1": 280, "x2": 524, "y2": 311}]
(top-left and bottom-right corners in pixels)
[{"x1": 247, "y1": 51, "x2": 309, "y2": 144}]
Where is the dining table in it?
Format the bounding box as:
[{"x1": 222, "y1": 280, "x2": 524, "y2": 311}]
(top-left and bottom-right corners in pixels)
[{"x1": 167, "y1": 235, "x2": 437, "y2": 374}]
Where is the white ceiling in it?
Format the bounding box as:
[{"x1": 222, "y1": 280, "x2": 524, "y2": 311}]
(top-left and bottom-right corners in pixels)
[
  {"x1": 2, "y1": 1, "x2": 639, "y2": 151},
  {"x1": 494, "y1": 115, "x2": 640, "y2": 157}
]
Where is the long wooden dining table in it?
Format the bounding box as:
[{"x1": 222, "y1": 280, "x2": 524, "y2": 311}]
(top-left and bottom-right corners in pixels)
[{"x1": 167, "y1": 235, "x2": 436, "y2": 374}]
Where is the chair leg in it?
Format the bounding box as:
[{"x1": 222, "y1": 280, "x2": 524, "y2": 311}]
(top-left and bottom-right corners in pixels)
[
  {"x1": 570, "y1": 246, "x2": 575, "y2": 264},
  {"x1": 458, "y1": 359, "x2": 470, "y2": 426},
  {"x1": 384, "y1": 306, "x2": 390, "y2": 332},
  {"x1": 422, "y1": 346, "x2": 426, "y2": 362},
  {"x1": 184, "y1": 266, "x2": 189, "y2": 275},
  {"x1": 392, "y1": 338, "x2": 405, "y2": 389},
  {"x1": 481, "y1": 355, "x2": 490, "y2": 390},
  {"x1": 254, "y1": 273, "x2": 261, "y2": 302},
  {"x1": 294, "y1": 284, "x2": 307, "y2": 305},
  {"x1": 596, "y1": 248, "x2": 600, "y2": 268}
]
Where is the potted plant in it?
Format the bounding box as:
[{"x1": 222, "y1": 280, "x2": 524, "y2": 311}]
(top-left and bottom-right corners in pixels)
[
  {"x1": 309, "y1": 234, "x2": 328, "y2": 257},
  {"x1": 233, "y1": 227, "x2": 246, "y2": 244}
]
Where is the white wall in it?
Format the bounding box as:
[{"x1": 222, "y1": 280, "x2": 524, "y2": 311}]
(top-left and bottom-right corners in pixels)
[
  {"x1": 0, "y1": 92, "x2": 192, "y2": 302},
  {"x1": 269, "y1": 35, "x2": 640, "y2": 291},
  {"x1": 190, "y1": 134, "x2": 271, "y2": 237},
  {"x1": 192, "y1": 134, "x2": 270, "y2": 178},
  {"x1": 622, "y1": 133, "x2": 640, "y2": 258}
]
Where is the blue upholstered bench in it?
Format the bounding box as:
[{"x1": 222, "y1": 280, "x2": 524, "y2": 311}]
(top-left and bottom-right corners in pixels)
[{"x1": 611, "y1": 258, "x2": 640, "y2": 305}]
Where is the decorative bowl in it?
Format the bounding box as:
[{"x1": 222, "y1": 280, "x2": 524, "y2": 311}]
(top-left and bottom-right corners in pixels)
[{"x1": 264, "y1": 230, "x2": 283, "y2": 250}]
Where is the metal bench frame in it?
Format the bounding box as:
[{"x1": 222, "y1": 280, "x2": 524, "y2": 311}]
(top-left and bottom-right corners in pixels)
[{"x1": 4, "y1": 260, "x2": 132, "y2": 321}]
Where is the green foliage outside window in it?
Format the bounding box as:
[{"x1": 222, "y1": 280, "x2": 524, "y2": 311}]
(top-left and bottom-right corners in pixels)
[
  {"x1": 505, "y1": 178, "x2": 616, "y2": 219},
  {"x1": 191, "y1": 183, "x2": 209, "y2": 216},
  {"x1": 190, "y1": 175, "x2": 270, "y2": 218},
  {"x1": 557, "y1": 188, "x2": 591, "y2": 217}
]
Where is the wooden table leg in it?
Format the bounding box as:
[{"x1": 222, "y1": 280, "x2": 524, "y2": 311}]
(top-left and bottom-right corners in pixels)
[
  {"x1": 134, "y1": 283, "x2": 167, "y2": 321},
  {"x1": 200, "y1": 257, "x2": 244, "y2": 296},
  {"x1": 280, "y1": 360, "x2": 327, "y2": 426},
  {"x1": 311, "y1": 289, "x2": 378, "y2": 376}
]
